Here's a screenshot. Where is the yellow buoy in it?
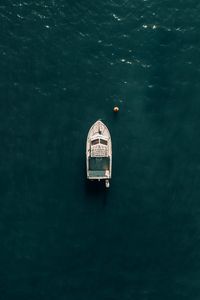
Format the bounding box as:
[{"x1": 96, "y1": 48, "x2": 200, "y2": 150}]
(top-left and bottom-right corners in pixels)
[{"x1": 113, "y1": 106, "x2": 119, "y2": 112}]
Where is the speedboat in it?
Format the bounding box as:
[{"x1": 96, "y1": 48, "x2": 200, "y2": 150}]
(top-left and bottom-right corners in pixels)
[{"x1": 86, "y1": 120, "x2": 112, "y2": 188}]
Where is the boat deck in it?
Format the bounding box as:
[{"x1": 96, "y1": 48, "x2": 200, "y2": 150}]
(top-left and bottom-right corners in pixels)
[
  {"x1": 88, "y1": 170, "x2": 108, "y2": 178},
  {"x1": 89, "y1": 157, "x2": 110, "y2": 171},
  {"x1": 88, "y1": 157, "x2": 110, "y2": 179}
]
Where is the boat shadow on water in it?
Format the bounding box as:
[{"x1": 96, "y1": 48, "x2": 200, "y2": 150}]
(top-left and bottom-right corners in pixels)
[{"x1": 84, "y1": 179, "x2": 109, "y2": 206}]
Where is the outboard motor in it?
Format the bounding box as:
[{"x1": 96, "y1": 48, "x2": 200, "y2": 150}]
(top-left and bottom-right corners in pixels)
[{"x1": 105, "y1": 179, "x2": 110, "y2": 188}]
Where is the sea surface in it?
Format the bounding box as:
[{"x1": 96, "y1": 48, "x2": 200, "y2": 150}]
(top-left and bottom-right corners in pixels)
[{"x1": 1, "y1": 1, "x2": 200, "y2": 299}]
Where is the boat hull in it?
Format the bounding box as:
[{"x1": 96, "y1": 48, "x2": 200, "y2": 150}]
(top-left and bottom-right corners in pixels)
[{"x1": 86, "y1": 120, "x2": 112, "y2": 182}]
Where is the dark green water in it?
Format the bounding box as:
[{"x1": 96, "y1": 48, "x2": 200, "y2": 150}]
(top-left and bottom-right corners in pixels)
[{"x1": 1, "y1": 1, "x2": 200, "y2": 299}]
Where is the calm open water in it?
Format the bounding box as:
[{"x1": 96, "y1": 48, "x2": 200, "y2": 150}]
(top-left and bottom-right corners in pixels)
[{"x1": 1, "y1": 1, "x2": 200, "y2": 299}]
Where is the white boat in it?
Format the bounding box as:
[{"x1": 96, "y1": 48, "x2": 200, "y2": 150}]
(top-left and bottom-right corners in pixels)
[{"x1": 86, "y1": 120, "x2": 112, "y2": 188}]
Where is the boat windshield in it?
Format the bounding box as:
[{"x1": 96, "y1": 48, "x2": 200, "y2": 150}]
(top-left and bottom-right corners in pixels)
[
  {"x1": 91, "y1": 139, "x2": 99, "y2": 146},
  {"x1": 100, "y1": 139, "x2": 107, "y2": 145}
]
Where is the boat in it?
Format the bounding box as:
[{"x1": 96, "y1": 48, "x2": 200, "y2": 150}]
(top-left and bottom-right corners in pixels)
[{"x1": 86, "y1": 120, "x2": 112, "y2": 188}]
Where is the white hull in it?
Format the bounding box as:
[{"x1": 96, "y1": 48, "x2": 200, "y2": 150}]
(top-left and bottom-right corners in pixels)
[{"x1": 86, "y1": 120, "x2": 112, "y2": 186}]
